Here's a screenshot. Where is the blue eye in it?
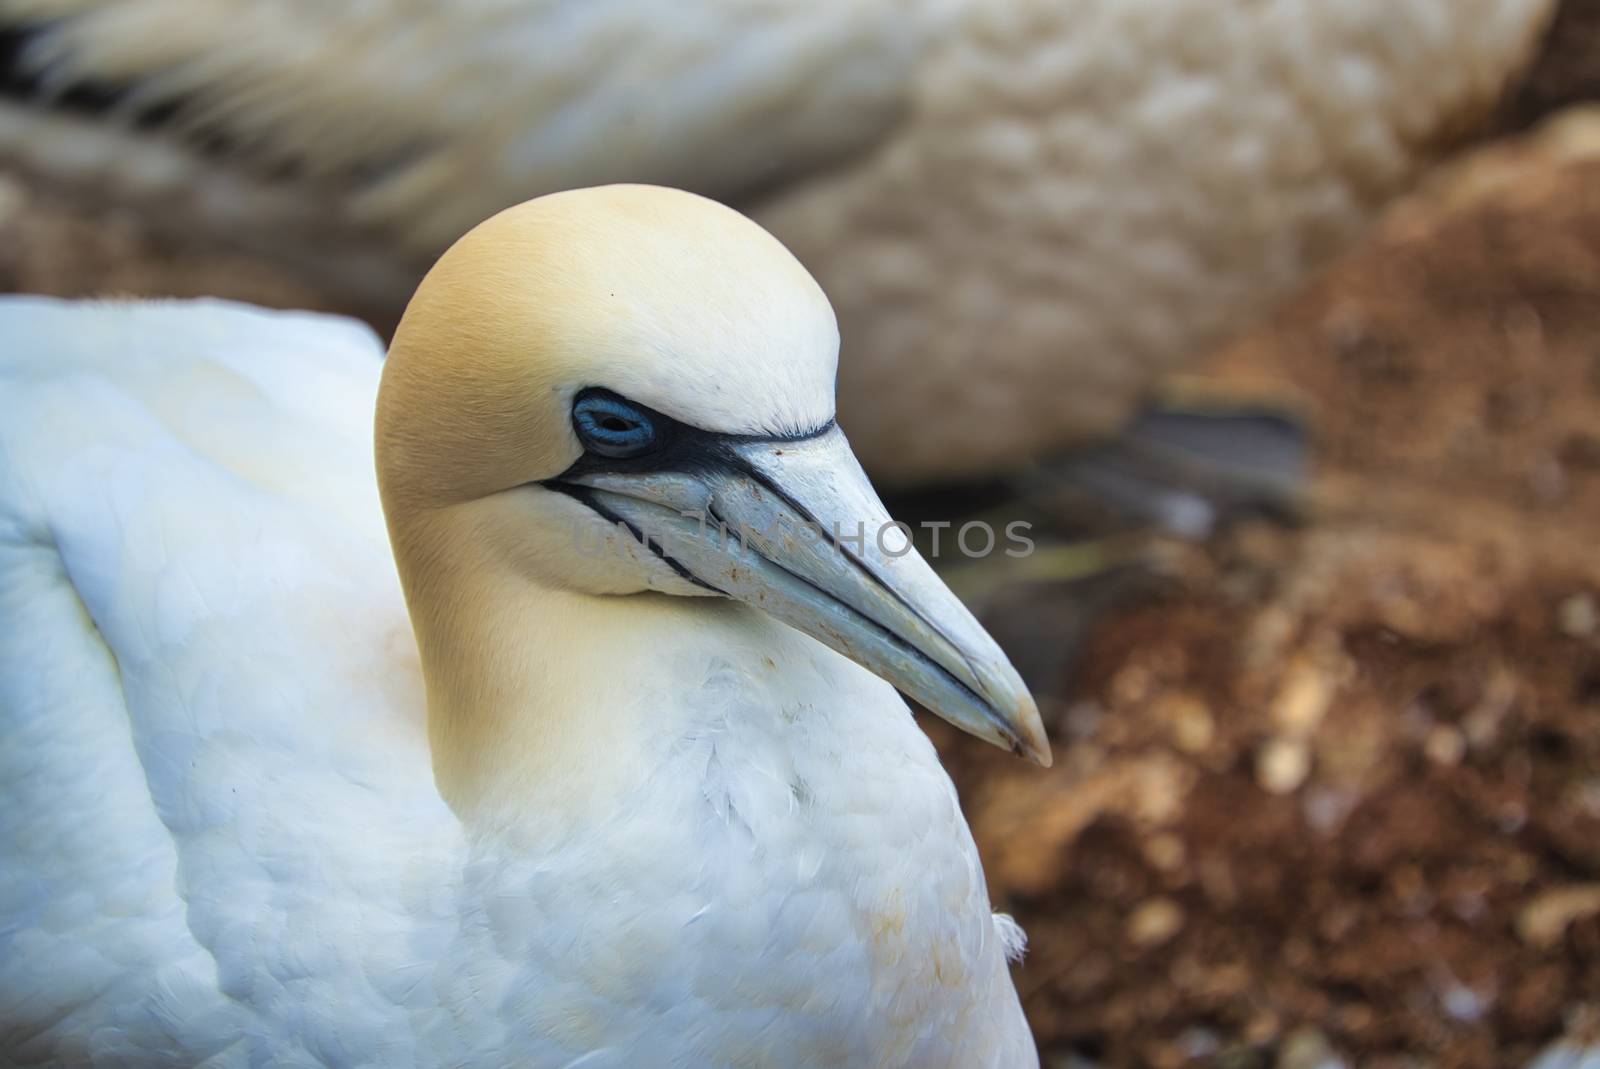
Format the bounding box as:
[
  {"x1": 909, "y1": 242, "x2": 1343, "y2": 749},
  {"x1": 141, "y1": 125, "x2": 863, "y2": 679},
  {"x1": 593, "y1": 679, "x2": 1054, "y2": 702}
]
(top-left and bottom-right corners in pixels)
[{"x1": 572, "y1": 392, "x2": 659, "y2": 458}]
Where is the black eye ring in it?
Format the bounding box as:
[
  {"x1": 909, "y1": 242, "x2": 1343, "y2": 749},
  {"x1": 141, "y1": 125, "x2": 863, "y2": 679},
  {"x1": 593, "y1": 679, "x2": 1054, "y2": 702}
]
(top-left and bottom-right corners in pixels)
[{"x1": 572, "y1": 390, "x2": 660, "y2": 458}]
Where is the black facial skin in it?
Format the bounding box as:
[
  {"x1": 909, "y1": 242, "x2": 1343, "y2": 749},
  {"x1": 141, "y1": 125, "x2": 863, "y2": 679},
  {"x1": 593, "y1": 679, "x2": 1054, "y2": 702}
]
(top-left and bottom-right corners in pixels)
[{"x1": 542, "y1": 387, "x2": 834, "y2": 589}]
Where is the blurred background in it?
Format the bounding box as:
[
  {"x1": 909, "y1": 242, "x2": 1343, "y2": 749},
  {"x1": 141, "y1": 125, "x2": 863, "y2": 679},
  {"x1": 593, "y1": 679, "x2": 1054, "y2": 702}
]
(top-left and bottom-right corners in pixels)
[{"x1": 4, "y1": 1, "x2": 1599, "y2": 1065}]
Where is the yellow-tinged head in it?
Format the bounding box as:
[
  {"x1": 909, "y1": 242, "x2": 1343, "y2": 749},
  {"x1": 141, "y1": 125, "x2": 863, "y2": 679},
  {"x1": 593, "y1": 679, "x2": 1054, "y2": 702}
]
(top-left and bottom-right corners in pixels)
[
  {"x1": 378, "y1": 184, "x2": 836, "y2": 510},
  {"x1": 376, "y1": 184, "x2": 1050, "y2": 780}
]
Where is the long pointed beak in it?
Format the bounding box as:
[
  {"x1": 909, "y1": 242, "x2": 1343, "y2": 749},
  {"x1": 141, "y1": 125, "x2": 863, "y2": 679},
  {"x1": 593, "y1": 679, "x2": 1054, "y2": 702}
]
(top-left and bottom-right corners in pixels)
[{"x1": 557, "y1": 427, "x2": 1051, "y2": 766}]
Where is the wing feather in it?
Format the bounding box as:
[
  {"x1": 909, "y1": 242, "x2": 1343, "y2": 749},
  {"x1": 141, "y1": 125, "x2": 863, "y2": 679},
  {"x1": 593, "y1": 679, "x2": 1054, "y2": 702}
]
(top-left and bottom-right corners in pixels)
[{"x1": 0, "y1": 297, "x2": 463, "y2": 1063}]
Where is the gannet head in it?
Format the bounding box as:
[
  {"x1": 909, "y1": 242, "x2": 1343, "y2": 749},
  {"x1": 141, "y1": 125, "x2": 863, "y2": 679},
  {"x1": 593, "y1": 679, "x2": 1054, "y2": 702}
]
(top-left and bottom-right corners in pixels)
[{"x1": 377, "y1": 184, "x2": 1049, "y2": 766}]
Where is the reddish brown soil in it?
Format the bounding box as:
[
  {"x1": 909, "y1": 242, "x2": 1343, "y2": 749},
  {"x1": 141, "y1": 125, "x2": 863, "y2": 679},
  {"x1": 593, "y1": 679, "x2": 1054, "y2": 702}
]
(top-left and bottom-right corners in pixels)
[{"x1": 931, "y1": 112, "x2": 1600, "y2": 1068}]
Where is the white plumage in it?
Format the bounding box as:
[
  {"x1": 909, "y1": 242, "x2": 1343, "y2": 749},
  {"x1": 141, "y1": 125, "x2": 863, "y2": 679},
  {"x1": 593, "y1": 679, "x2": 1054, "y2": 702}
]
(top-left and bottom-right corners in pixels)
[
  {"x1": 0, "y1": 187, "x2": 1045, "y2": 1066},
  {"x1": 0, "y1": 0, "x2": 1558, "y2": 482}
]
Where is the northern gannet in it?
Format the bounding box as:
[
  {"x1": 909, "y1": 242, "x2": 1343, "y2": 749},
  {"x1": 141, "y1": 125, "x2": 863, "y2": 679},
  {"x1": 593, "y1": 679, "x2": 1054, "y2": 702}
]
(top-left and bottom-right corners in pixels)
[
  {"x1": 0, "y1": 184, "x2": 1047, "y2": 1066},
  {"x1": 0, "y1": 0, "x2": 1558, "y2": 483}
]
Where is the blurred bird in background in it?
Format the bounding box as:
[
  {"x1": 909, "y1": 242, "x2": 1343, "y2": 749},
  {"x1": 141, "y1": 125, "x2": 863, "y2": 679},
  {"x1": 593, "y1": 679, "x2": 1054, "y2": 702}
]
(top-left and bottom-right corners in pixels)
[{"x1": 0, "y1": 0, "x2": 1561, "y2": 493}]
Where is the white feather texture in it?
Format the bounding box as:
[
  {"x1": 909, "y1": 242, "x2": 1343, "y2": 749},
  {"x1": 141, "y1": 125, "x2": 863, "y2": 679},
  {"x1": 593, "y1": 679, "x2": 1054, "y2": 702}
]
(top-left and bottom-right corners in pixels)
[
  {"x1": 0, "y1": 295, "x2": 1035, "y2": 1067},
  {"x1": 0, "y1": 0, "x2": 1557, "y2": 482}
]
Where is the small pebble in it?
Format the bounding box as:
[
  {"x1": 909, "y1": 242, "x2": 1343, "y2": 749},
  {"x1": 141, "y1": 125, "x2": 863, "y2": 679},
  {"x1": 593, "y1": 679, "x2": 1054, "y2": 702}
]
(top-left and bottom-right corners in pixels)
[
  {"x1": 1177, "y1": 1027, "x2": 1220, "y2": 1059},
  {"x1": 1243, "y1": 1011, "x2": 1282, "y2": 1046},
  {"x1": 1257, "y1": 738, "x2": 1311, "y2": 794},
  {"x1": 1441, "y1": 981, "x2": 1491, "y2": 1022},
  {"x1": 1111, "y1": 664, "x2": 1153, "y2": 705},
  {"x1": 1277, "y1": 1026, "x2": 1349, "y2": 1069},
  {"x1": 1126, "y1": 897, "x2": 1185, "y2": 947},
  {"x1": 1157, "y1": 692, "x2": 1214, "y2": 753},
  {"x1": 1424, "y1": 725, "x2": 1466, "y2": 766},
  {"x1": 1144, "y1": 833, "x2": 1186, "y2": 872},
  {"x1": 1517, "y1": 885, "x2": 1600, "y2": 949},
  {"x1": 1274, "y1": 661, "x2": 1334, "y2": 736},
  {"x1": 1303, "y1": 786, "x2": 1358, "y2": 834},
  {"x1": 1558, "y1": 593, "x2": 1598, "y2": 638}
]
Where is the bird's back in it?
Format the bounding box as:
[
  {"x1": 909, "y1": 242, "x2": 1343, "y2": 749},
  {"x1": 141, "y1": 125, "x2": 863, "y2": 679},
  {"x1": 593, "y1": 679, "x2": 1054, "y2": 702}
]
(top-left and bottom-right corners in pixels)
[{"x1": 0, "y1": 297, "x2": 464, "y2": 1064}]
